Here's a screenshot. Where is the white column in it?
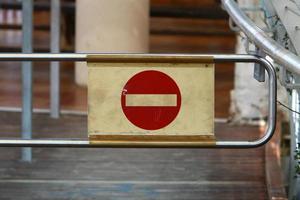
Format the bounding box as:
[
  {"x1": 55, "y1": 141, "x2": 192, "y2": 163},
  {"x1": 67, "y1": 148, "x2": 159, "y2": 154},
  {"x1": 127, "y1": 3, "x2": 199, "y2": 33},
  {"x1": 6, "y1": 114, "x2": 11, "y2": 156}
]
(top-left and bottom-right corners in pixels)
[
  {"x1": 75, "y1": 0, "x2": 149, "y2": 86},
  {"x1": 230, "y1": 0, "x2": 269, "y2": 121}
]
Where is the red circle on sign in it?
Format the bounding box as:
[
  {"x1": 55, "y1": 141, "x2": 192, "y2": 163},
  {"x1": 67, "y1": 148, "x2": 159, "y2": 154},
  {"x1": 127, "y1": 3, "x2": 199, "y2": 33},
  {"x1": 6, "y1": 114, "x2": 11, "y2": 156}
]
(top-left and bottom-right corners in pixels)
[{"x1": 121, "y1": 70, "x2": 181, "y2": 130}]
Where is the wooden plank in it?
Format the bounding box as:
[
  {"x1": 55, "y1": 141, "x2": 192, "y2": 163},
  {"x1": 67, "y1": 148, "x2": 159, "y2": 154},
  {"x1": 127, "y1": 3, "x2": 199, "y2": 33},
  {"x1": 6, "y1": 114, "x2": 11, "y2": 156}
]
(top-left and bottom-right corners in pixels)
[
  {"x1": 0, "y1": 182, "x2": 267, "y2": 200},
  {"x1": 151, "y1": 0, "x2": 220, "y2": 7},
  {"x1": 151, "y1": 6, "x2": 228, "y2": 19},
  {"x1": 150, "y1": 34, "x2": 235, "y2": 53},
  {"x1": 150, "y1": 18, "x2": 234, "y2": 36}
]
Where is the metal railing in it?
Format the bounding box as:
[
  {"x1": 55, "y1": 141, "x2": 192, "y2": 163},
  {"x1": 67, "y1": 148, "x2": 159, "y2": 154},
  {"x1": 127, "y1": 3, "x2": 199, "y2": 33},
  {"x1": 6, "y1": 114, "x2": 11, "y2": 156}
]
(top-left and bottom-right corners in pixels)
[
  {"x1": 222, "y1": 0, "x2": 300, "y2": 75},
  {"x1": 0, "y1": 53, "x2": 277, "y2": 148},
  {"x1": 221, "y1": 0, "x2": 300, "y2": 198}
]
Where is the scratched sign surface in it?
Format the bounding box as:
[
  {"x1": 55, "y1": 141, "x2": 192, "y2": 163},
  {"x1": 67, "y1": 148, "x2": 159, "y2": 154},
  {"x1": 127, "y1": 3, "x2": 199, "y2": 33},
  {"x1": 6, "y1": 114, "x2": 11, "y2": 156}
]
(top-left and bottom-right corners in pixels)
[{"x1": 88, "y1": 59, "x2": 214, "y2": 142}]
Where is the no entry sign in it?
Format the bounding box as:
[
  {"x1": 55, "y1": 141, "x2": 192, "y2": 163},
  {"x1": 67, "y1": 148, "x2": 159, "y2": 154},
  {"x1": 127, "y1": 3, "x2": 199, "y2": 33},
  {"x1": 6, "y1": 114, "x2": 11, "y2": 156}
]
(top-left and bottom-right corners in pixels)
[
  {"x1": 121, "y1": 70, "x2": 181, "y2": 130},
  {"x1": 88, "y1": 55, "x2": 214, "y2": 142}
]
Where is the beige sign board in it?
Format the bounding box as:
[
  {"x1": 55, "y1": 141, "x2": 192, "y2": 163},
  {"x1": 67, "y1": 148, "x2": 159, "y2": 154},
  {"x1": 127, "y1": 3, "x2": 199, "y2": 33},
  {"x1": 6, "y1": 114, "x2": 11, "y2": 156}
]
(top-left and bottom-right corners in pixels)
[{"x1": 88, "y1": 55, "x2": 214, "y2": 142}]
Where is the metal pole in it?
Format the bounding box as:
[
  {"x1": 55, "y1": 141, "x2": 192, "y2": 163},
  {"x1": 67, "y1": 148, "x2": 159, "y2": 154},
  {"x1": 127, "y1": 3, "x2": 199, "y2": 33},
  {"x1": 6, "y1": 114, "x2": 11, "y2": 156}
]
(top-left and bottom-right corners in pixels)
[
  {"x1": 50, "y1": 0, "x2": 60, "y2": 118},
  {"x1": 21, "y1": 0, "x2": 33, "y2": 162},
  {"x1": 288, "y1": 86, "x2": 300, "y2": 199},
  {"x1": 294, "y1": 89, "x2": 300, "y2": 199}
]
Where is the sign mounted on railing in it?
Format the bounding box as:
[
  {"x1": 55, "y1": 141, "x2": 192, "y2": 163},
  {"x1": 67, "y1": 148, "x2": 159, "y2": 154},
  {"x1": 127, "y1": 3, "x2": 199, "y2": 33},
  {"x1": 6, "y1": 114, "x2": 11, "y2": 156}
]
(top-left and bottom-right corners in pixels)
[
  {"x1": 0, "y1": 53, "x2": 276, "y2": 148},
  {"x1": 87, "y1": 55, "x2": 215, "y2": 143}
]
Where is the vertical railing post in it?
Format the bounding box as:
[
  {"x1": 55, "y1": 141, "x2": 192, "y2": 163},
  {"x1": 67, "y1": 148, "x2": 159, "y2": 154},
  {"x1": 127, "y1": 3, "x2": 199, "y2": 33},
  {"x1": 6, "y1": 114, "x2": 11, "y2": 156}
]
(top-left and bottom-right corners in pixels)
[
  {"x1": 21, "y1": 0, "x2": 33, "y2": 162},
  {"x1": 288, "y1": 86, "x2": 300, "y2": 199},
  {"x1": 50, "y1": 0, "x2": 60, "y2": 118}
]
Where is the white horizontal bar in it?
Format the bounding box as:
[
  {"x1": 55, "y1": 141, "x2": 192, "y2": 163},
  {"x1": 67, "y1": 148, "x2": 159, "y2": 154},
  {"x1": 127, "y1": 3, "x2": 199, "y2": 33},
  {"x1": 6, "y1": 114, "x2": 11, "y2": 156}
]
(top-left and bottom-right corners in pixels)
[{"x1": 125, "y1": 94, "x2": 177, "y2": 107}]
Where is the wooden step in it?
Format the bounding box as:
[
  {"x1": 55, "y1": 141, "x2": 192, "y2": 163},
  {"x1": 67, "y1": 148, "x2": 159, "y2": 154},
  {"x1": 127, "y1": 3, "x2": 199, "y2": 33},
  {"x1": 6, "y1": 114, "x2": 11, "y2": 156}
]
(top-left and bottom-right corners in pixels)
[{"x1": 0, "y1": 1, "x2": 228, "y2": 19}]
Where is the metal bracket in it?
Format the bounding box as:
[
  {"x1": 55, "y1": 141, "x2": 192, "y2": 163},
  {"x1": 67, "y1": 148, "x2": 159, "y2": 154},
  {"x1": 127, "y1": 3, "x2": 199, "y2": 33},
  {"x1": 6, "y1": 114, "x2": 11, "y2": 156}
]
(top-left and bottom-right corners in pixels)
[
  {"x1": 243, "y1": 40, "x2": 266, "y2": 82},
  {"x1": 278, "y1": 65, "x2": 300, "y2": 89},
  {"x1": 0, "y1": 53, "x2": 277, "y2": 148},
  {"x1": 229, "y1": 17, "x2": 240, "y2": 32},
  {"x1": 253, "y1": 46, "x2": 266, "y2": 82}
]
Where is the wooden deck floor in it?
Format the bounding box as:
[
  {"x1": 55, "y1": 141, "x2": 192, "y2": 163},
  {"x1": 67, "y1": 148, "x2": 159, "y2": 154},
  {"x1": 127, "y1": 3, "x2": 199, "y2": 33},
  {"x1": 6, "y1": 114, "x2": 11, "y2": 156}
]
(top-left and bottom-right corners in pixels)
[{"x1": 0, "y1": 112, "x2": 267, "y2": 200}]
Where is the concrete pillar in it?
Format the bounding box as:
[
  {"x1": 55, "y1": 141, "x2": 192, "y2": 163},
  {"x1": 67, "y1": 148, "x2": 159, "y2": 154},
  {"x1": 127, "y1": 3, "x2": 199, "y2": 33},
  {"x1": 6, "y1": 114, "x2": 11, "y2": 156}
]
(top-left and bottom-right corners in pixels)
[
  {"x1": 230, "y1": 0, "x2": 269, "y2": 121},
  {"x1": 230, "y1": 0, "x2": 287, "y2": 122},
  {"x1": 75, "y1": 0, "x2": 149, "y2": 86}
]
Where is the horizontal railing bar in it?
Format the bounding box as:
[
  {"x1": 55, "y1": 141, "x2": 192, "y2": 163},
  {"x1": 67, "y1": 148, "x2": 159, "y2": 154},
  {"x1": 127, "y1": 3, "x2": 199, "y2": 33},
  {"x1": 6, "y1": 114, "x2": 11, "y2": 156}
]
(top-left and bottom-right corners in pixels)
[
  {"x1": 0, "y1": 53, "x2": 269, "y2": 63},
  {"x1": 222, "y1": 0, "x2": 300, "y2": 75},
  {"x1": 0, "y1": 139, "x2": 272, "y2": 148},
  {"x1": 0, "y1": 53, "x2": 86, "y2": 61}
]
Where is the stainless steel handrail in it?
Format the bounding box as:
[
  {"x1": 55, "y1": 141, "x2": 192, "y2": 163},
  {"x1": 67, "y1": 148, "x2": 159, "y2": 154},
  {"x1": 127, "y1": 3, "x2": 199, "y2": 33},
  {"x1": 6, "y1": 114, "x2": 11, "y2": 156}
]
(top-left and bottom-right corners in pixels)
[
  {"x1": 222, "y1": 0, "x2": 300, "y2": 75},
  {"x1": 0, "y1": 53, "x2": 276, "y2": 148}
]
